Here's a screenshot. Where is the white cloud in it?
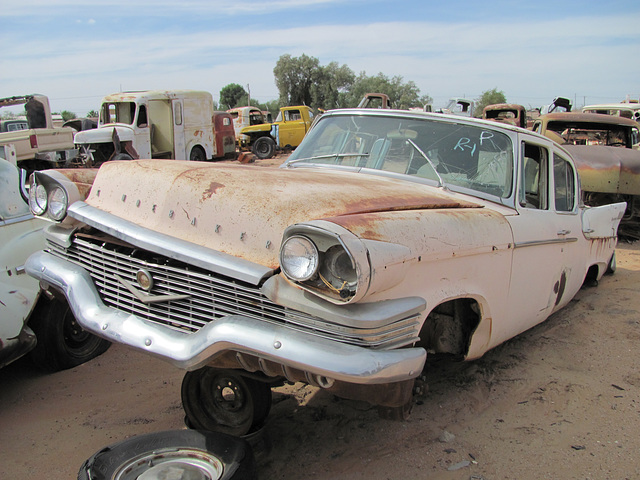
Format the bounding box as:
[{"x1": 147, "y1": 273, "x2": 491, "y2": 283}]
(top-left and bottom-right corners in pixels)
[{"x1": 2, "y1": 11, "x2": 637, "y2": 114}]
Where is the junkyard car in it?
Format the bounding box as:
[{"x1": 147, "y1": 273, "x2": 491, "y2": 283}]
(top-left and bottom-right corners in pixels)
[
  {"x1": 532, "y1": 112, "x2": 640, "y2": 238},
  {"x1": 25, "y1": 109, "x2": 623, "y2": 434},
  {"x1": 0, "y1": 153, "x2": 110, "y2": 369},
  {"x1": 582, "y1": 100, "x2": 640, "y2": 123}
]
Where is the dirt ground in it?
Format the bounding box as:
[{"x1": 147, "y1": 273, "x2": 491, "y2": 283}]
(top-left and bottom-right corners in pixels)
[{"x1": 1, "y1": 190, "x2": 640, "y2": 478}]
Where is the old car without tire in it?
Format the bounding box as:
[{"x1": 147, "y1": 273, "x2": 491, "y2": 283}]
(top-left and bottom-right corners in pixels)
[{"x1": 26, "y1": 109, "x2": 624, "y2": 434}]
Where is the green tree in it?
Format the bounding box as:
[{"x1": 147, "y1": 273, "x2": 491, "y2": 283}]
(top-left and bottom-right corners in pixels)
[
  {"x1": 310, "y1": 61, "x2": 355, "y2": 109},
  {"x1": 86, "y1": 110, "x2": 99, "y2": 118},
  {"x1": 60, "y1": 110, "x2": 76, "y2": 121},
  {"x1": 220, "y1": 83, "x2": 247, "y2": 109},
  {"x1": 273, "y1": 53, "x2": 320, "y2": 107},
  {"x1": 474, "y1": 88, "x2": 507, "y2": 117},
  {"x1": 346, "y1": 72, "x2": 432, "y2": 110}
]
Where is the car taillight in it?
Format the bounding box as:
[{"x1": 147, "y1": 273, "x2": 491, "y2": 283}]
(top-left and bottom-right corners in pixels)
[{"x1": 30, "y1": 134, "x2": 38, "y2": 148}]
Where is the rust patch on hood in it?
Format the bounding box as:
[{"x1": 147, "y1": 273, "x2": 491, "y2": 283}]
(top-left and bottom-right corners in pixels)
[
  {"x1": 86, "y1": 161, "x2": 483, "y2": 268},
  {"x1": 202, "y1": 182, "x2": 225, "y2": 201}
]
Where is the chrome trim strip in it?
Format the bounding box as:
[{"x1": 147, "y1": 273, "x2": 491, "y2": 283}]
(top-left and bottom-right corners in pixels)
[
  {"x1": 67, "y1": 201, "x2": 273, "y2": 285},
  {"x1": 0, "y1": 213, "x2": 36, "y2": 227},
  {"x1": 26, "y1": 251, "x2": 427, "y2": 384},
  {"x1": 514, "y1": 237, "x2": 578, "y2": 248}
]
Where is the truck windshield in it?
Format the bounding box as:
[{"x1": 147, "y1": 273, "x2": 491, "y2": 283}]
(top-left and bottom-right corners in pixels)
[
  {"x1": 101, "y1": 102, "x2": 136, "y2": 125},
  {"x1": 288, "y1": 113, "x2": 514, "y2": 199}
]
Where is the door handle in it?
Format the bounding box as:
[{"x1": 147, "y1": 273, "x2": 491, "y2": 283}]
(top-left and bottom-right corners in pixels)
[{"x1": 557, "y1": 229, "x2": 571, "y2": 236}]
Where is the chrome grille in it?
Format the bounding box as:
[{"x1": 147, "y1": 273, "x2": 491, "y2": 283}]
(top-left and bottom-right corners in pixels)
[{"x1": 47, "y1": 235, "x2": 421, "y2": 349}]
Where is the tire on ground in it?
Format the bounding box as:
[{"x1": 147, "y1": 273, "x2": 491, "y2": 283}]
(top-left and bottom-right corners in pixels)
[{"x1": 77, "y1": 429, "x2": 257, "y2": 480}]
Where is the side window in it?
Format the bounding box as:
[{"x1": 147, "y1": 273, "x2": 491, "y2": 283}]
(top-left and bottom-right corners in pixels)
[
  {"x1": 553, "y1": 154, "x2": 575, "y2": 212},
  {"x1": 284, "y1": 110, "x2": 301, "y2": 121},
  {"x1": 137, "y1": 105, "x2": 148, "y2": 127},
  {"x1": 174, "y1": 102, "x2": 183, "y2": 126},
  {"x1": 519, "y1": 142, "x2": 548, "y2": 209}
]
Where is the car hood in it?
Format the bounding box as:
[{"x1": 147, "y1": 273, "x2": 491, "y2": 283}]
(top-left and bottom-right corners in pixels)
[
  {"x1": 84, "y1": 160, "x2": 482, "y2": 268},
  {"x1": 240, "y1": 124, "x2": 273, "y2": 135},
  {"x1": 74, "y1": 125, "x2": 135, "y2": 146},
  {"x1": 564, "y1": 145, "x2": 640, "y2": 195}
]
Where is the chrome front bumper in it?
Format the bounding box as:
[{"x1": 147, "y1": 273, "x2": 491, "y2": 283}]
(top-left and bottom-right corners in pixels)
[{"x1": 26, "y1": 251, "x2": 427, "y2": 385}]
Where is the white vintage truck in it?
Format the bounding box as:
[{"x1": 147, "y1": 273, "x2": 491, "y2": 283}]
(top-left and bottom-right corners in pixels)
[
  {"x1": 73, "y1": 90, "x2": 236, "y2": 165},
  {"x1": 25, "y1": 109, "x2": 624, "y2": 434}
]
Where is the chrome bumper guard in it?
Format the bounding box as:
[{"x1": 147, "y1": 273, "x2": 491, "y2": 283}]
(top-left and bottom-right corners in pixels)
[{"x1": 26, "y1": 251, "x2": 426, "y2": 384}]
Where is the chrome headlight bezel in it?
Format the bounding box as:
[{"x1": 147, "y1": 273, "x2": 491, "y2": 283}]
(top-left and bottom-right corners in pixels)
[
  {"x1": 279, "y1": 222, "x2": 370, "y2": 304},
  {"x1": 28, "y1": 170, "x2": 85, "y2": 224}
]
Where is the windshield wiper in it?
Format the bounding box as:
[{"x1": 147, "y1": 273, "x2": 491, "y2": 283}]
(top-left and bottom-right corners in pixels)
[
  {"x1": 286, "y1": 153, "x2": 370, "y2": 166},
  {"x1": 407, "y1": 139, "x2": 445, "y2": 188}
]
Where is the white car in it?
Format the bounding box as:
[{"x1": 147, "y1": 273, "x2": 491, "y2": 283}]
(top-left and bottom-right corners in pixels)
[
  {"x1": 0, "y1": 151, "x2": 109, "y2": 370},
  {"x1": 26, "y1": 109, "x2": 623, "y2": 432}
]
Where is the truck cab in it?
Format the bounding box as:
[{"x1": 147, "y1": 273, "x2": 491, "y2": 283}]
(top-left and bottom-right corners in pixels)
[
  {"x1": 240, "y1": 105, "x2": 314, "y2": 159},
  {"x1": 74, "y1": 90, "x2": 235, "y2": 165}
]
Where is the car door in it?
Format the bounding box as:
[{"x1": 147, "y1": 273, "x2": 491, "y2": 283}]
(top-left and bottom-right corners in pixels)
[
  {"x1": 0, "y1": 159, "x2": 46, "y2": 354},
  {"x1": 503, "y1": 140, "x2": 583, "y2": 339},
  {"x1": 280, "y1": 109, "x2": 306, "y2": 147}
]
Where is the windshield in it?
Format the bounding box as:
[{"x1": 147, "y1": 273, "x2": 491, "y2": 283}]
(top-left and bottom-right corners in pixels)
[
  {"x1": 100, "y1": 102, "x2": 136, "y2": 125},
  {"x1": 288, "y1": 113, "x2": 514, "y2": 199}
]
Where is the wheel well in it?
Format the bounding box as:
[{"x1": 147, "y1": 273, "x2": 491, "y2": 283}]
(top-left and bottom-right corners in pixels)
[
  {"x1": 417, "y1": 298, "x2": 481, "y2": 358},
  {"x1": 584, "y1": 263, "x2": 601, "y2": 284}
]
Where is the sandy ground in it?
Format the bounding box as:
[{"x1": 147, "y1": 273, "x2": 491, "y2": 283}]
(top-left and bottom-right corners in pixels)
[{"x1": 1, "y1": 155, "x2": 639, "y2": 478}]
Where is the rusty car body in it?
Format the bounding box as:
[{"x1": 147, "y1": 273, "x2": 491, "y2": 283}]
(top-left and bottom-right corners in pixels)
[
  {"x1": 25, "y1": 109, "x2": 623, "y2": 434},
  {"x1": 532, "y1": 112, "x2": 640, "y2": 238},
  {"x1": 227, "y1": 106, "x2": 267, "y2": 147},
  {"x1": 483, "y1": 104, "x2": 528, "y2": 128}
]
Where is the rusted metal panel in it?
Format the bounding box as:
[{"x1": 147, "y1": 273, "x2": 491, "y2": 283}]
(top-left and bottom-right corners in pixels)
[
  {"x1": 483, "y1": 104, "x2": 527, "y2": 128},
  {"x1": 85, "y1": 161, "x2": 482, "y2": 268},
  {"x1": 564, "y1": 145, "x2": 640, "y2": 195}
]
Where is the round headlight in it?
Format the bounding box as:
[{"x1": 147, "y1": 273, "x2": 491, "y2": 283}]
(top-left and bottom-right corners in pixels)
[
  {"x1": 280, "y1": 235, "x2": 319, "y2": 281},
  {"x1": 323, "y1": 245, "x2": 357, "y2": 283},
  {"x1": 29, "y1": 181, "x2": 48, "y2": 215},
  {"x1": 48, "y1": 186, "x2": 68, "y2": 221}
]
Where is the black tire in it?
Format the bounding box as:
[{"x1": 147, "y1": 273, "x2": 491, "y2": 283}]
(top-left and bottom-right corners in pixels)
[
  {"x1": 190, "y1": 146, "x2": 207, "y2": 162},
  {"x1": 112, "y1": 153, "x2": 133, "y2": 160},
  {"x1": 252, "y1": 136, "x2": 276, "y2": 159},
  {"x1": 182, "y1": 367, "x2": 272, "y2": 436},
  {"x1": 28, "y1": 298, "x2": 111, "y2": 372},
  {"x1": 77, "y1": 429, "x2": 256, "y2": 480}
]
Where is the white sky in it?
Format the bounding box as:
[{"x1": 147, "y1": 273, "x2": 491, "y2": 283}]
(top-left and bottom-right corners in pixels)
[{"x1": 1, "y1": 0, "x2": 638, "y2": 116}]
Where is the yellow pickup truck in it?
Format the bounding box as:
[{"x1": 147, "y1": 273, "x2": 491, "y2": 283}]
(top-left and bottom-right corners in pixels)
[{"x1": 240, "y1": 105, "x2": 314, "y2": 159}]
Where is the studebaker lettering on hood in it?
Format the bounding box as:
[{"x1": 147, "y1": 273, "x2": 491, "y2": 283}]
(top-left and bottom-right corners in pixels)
[{"x1": 25, "y1": 109, "x2": 624, "y2": 435}]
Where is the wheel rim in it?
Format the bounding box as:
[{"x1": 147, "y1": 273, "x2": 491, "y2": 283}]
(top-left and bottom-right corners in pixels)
[
  {"x1": 62, "y1": 307, "x2": 94, "y2": 350},
  {"x1": 113, "y1": 447, "x2": 224, "y2": 480},
  {"x1": 184, "y1": 369, "x2": 255, "y2": 435},
  {"x1": 256, "y1": 142, "x2": 269, "y2": 155}
]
